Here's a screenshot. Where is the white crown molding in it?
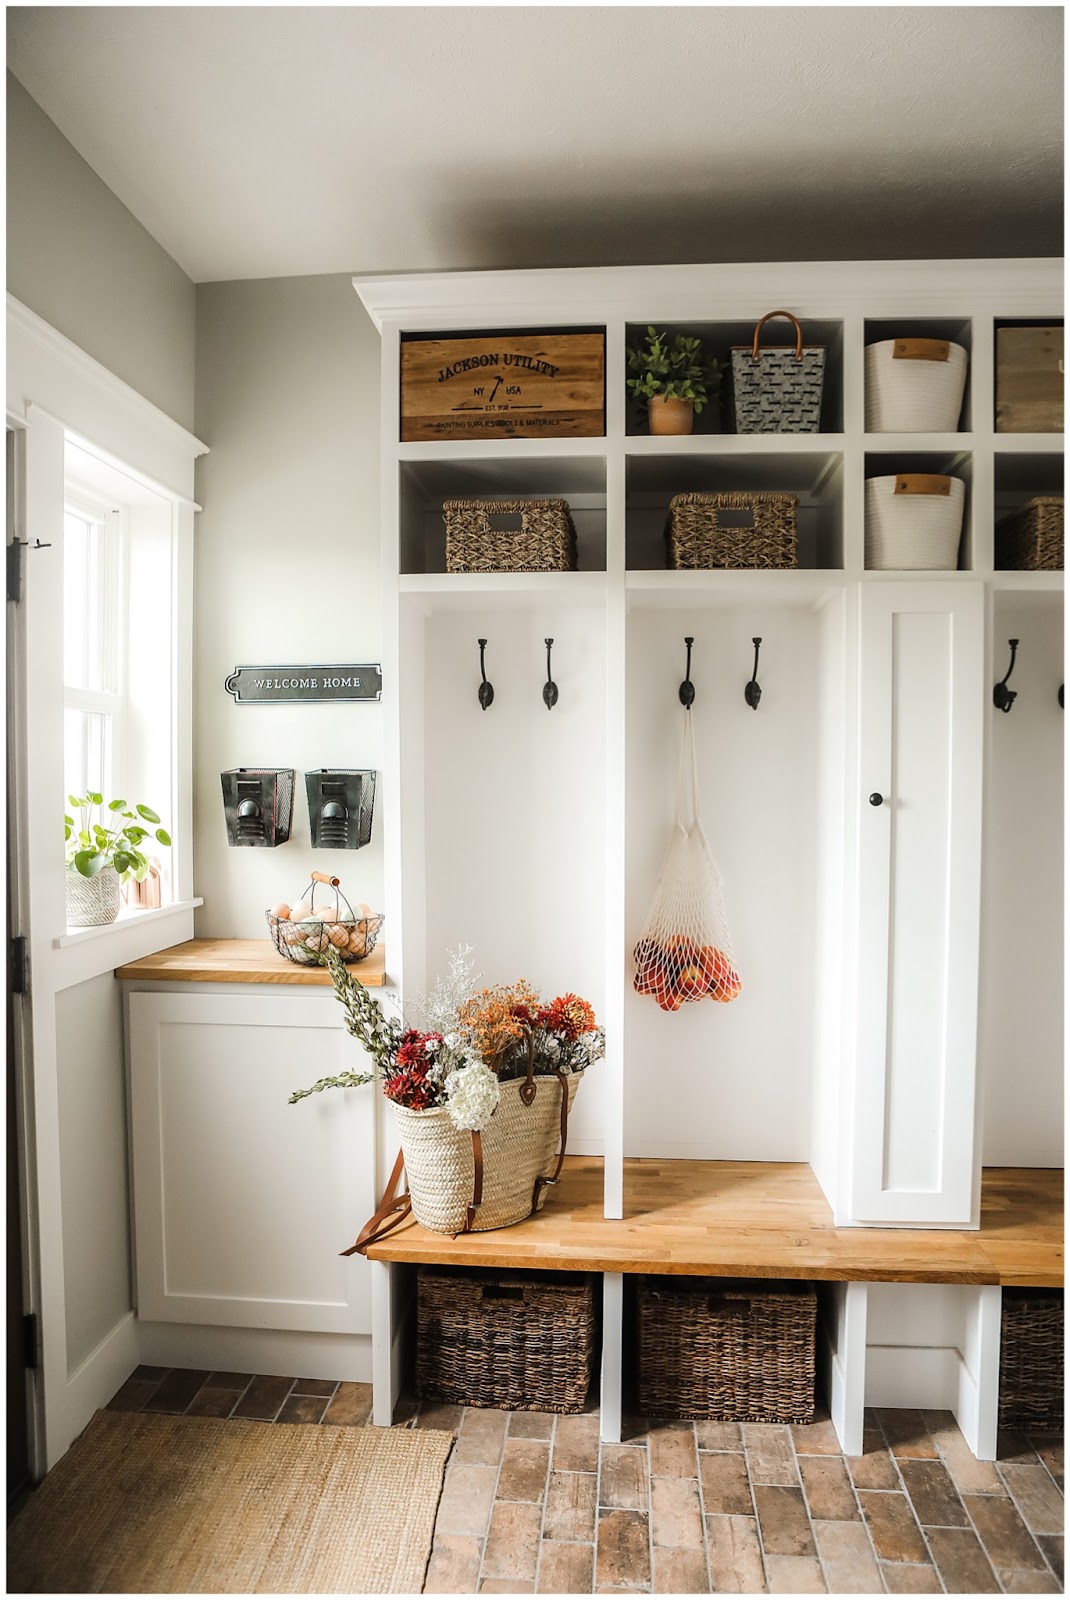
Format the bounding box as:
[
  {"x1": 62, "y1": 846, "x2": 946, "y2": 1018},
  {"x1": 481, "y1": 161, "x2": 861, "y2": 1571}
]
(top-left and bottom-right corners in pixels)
[
  {"x1": 353, "y1": 258, "x2": 1064, "y2": 331},
  {"x1": 6, "y1": 295, "x2": 207, "y2": 459}
]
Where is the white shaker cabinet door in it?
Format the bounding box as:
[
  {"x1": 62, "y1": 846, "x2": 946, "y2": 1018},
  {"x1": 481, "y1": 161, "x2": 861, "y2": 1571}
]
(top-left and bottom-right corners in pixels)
[
  {"x1": 851, "y1": 582, "x2": 985, "y2": 1226},
  {"x1": 128, "y1": 990, "x2": 374, "y2": 1333}
]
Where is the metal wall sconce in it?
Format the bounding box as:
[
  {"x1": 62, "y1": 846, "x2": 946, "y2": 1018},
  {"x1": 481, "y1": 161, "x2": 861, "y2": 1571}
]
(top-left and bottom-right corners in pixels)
[
  {"x1": 221, "y1": 768, "x2": 295, "y2": 847},
  {"x1": 993, "y1": 639, "x2": 1020, "y2": 714},
  {"x1": 745, "y1": 637, "x2": 763, "y2": 710},
  {"x1": 305, "y1": 769, "x2": 376, "y2": 850}
]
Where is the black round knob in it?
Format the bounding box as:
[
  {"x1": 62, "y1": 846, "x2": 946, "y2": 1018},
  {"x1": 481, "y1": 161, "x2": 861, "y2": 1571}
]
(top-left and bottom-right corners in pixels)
[{"x1": 869, "y1": 792, "x2": 884, "y2": 807}]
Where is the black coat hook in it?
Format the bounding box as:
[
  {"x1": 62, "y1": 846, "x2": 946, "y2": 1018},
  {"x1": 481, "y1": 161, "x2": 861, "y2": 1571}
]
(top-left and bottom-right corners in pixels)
[
  {"x1": 745, "y1": 637, "x2": 763, "y2": 710},
  {"x1": 477, "y1": 638, "x2": 494, "y2": 710},
  {"x1": 679, "y1": 637, "x2": 696, "y2": 708},
  {"x1": 1059, "y1": 684, "x2": 1064, "y2": 710},
  {"x1": 543, "y1": 638, "x2": 558, "y2": 710},
  {"x1": 993, "y1": 638, "x2": 1020, "y2": 714}
]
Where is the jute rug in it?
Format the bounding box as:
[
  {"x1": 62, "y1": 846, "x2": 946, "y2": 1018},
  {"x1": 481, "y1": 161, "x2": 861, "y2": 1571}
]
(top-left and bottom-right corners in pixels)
[{"x1": 7, "y1": 1408, "x2": 454, "y2": 1594}]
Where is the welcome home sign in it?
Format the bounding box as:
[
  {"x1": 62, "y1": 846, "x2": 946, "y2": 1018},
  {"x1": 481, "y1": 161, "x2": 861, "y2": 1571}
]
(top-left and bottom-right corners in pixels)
[{"x1": 225, "y1": 664, "x2": 383, "y2": 704}]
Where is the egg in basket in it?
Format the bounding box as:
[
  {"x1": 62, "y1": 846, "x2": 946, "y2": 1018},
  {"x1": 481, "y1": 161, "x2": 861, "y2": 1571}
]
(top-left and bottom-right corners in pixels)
[{"x1": 267, "y1": 871, "x2": 383, "y2": 965}]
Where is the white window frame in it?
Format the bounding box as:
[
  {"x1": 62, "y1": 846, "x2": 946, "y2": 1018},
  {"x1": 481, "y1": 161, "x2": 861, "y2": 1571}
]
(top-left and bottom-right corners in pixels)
[{"x1": 61, "y1": 490, "x2": 127, "y2": 804}]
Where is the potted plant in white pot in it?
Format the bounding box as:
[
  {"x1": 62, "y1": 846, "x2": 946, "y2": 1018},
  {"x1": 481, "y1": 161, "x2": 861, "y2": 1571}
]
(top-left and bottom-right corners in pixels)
[
  {"x1": 626, "y1": 326, "x2": 723, "y2": 435},
  {"x1": 65, "y1": 792, "x2": 172, "y2": 927}
]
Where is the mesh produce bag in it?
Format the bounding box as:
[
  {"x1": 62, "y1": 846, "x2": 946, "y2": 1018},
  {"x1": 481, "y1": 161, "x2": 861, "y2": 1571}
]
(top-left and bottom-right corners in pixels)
[{"x1": 633, "y1": 711, "x2": 741, "y2": 1011}]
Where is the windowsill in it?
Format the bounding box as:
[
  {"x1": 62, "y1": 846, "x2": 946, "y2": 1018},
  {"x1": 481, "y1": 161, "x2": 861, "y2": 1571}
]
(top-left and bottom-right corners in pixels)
[{"x1": 54, "y1": 898, "x2": 204, "y2": 949}]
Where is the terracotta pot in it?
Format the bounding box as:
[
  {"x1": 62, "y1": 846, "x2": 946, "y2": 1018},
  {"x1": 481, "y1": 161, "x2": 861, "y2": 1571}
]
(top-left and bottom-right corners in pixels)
[{"x1": 648, "y1": 395, "x2": 695, "y2": 436}]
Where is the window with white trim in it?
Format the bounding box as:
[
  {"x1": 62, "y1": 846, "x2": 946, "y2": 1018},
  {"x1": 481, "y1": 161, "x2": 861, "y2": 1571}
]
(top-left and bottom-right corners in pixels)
[{"x1": 63, "y1": 437, "x2": 177, "y2": 908}]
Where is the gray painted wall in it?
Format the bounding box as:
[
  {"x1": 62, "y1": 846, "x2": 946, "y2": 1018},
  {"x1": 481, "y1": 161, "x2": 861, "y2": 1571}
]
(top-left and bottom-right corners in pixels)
[
  {"x1": 6, "y1": 73, "x2": 196, "y2": 430},
  {"x1": 193, "y1": 275, "x2": 383, "y2": 936},
  {"x1": 55, "y1": 975, "x2": 132, "y2": 1374}
]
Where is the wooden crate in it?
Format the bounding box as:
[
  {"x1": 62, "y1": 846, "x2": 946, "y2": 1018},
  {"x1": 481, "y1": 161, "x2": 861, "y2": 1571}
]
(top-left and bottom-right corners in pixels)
[
  {"x1": 996, "y1": 326, "x2": 1064, "y2": 433},
  {"x1": 400, "y1": 330, "x2": 605, "y2": 442}
]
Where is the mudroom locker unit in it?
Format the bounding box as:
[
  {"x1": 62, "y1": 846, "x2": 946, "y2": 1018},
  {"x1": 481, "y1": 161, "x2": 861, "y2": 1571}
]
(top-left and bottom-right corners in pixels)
[{"x1": 348, "y1": 258, "x2": 1063, "y2": 1458}]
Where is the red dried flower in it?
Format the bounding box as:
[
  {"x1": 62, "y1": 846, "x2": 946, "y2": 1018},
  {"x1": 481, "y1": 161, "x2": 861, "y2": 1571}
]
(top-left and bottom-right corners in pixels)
[{"x1": 384, "y1": 1068, "x2": 437, "y2": 1111}]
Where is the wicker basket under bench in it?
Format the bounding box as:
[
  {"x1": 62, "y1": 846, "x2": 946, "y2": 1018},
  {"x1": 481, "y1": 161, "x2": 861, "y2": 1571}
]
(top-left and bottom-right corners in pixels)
[
  {"x1": 638, "y1": 1277, "x2": 817, "y2": 1422},
  {"x1": 999, "y1": 1288, "x2": 1064, "y2": 1431},
  {"x1": 416, "y1": 1267, "x2": 597, "y2": 1412}
]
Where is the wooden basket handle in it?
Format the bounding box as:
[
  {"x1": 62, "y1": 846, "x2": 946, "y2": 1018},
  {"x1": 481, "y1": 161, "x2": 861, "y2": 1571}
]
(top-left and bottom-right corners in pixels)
[
  {"x1": 310, "y1": 871, "x2": 340, "y2": 886},
  {"x1": 752, "y1": 310, "x2": 804, "y2": 361}
]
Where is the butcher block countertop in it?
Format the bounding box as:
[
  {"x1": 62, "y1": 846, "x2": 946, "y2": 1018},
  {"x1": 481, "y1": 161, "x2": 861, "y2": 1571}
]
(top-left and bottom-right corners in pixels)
[
  {"x1": 115, "y1": 938, "x2": 387, "y2": 986},
  {"x1": 365, "y1": 1158, "x2": 1064, "y2": 1287}
]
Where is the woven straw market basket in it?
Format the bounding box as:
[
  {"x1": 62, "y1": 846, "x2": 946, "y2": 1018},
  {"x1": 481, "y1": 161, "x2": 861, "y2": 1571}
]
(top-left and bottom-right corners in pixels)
[{"x1": 394, "y1": 1071, "x2": 583, "y2": 1235}]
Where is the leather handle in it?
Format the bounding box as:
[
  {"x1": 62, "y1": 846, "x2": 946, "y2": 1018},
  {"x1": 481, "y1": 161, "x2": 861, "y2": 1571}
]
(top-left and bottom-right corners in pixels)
[
  {"x1": 531, "y1": 1071, "x2": 573, "y2": 1214},
  {"x1": 892, "y1": 338, "x2": 950, "y2": 362},
  {"x1": 464, "y1": 1130, "x2": 484, "y2": 1232},
  {"x1": 752, "y1": 310, "x2": 804, "y2": 361},
  {"x1": 893, "y1": 474, "x2": 953, "y2": 497},
  {"x1": 343, "y1": 1149, "x2": 411, "y2": 1256}
]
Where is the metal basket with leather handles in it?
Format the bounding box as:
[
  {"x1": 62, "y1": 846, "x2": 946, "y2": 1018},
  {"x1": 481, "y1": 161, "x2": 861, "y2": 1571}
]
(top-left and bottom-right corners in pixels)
[
  {"x1": 344, "y1": 1027, "x2": 583, "y2": 1250},
  {"x1": 731, "y1": 310, "x2": 826, "y2": 434}
]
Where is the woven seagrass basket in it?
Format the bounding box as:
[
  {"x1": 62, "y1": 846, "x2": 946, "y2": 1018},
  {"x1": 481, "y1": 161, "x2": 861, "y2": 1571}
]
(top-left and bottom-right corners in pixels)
[
  {"x1": 666, "y1": 491, "x2": 798, "y2": 570},
  {"x1": 416, "y1": 1268, "x2": 597, "y2": 1411},
  {"x1": 638, "y1": 1278, "x2": 817, "y2": 1422},
  {"x1": 995, "y1": 497, "x2": 1064, "y2": 572},
  {"x1": 392, "y1": 1071, "x2": 584, "y2": 1236},
  {"x1": 443, "y1": 498, "x2": 577, "y2": 573},
  {"x1": 999, "y1": 1289, "x2": 1064, "y2": 1431}
]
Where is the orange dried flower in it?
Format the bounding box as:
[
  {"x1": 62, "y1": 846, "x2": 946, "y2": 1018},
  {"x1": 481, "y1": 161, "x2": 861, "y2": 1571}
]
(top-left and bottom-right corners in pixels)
[{"x1": 457, "y1": 980, "x2": 540, "y2": 1066}]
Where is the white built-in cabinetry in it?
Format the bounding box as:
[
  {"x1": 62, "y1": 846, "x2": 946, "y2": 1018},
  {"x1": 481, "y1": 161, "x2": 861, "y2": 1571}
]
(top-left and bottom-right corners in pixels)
[
  {"x1": 354, "y1": 258, "x2": 1063, "y2": 1231},
  {"x1": 126, "y1": 985, "x2": 375, "y2": 1379},
  {"x1": 354, "y1": 260, "x2": 1062, "y2": 1450}
]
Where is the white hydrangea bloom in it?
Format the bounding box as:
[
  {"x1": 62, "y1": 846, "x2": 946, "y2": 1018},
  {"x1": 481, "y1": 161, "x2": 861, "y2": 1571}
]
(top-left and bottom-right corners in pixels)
[{"x1": 444, "y1": 1060, "x2": 500, "y2": 1132}]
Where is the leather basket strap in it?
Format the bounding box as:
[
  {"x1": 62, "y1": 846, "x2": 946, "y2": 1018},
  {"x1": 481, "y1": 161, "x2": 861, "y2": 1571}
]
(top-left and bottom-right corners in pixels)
[
  {"x1": 342, "y1": 1148, "x2": 411, "y2": 1257},
  {"x1": 463, "y1": 1129, "x2": 485, "y2": 1233},
  {"x1": 531, "y1": 1071, "x2": 573, "y2": 1215}
]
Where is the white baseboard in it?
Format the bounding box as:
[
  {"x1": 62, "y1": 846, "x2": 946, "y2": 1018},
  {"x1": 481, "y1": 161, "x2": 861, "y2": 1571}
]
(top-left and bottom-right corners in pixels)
[
  {"x1": 865, "y1": 1343, "x2": 961, "y2": 1409},
  {"x1": 53, "y1": 1311, "x2": 140, "y2": 1466},
  {"x1": 137, "y1": 1321, "x2": 372, "y2": 1383}
]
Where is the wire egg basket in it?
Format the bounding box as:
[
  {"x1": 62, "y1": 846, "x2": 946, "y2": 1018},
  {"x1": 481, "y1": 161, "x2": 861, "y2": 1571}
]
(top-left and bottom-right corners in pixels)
[{"x1": 267, "y1": 871, "x2": 384, "y2": 966}]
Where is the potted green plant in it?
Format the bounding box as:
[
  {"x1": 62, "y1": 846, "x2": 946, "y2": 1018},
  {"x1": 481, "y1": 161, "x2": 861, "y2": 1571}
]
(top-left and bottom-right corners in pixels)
[
  {"x1": 64, "y1": 793, "x2": 172, "y2": 927},
  {"x1": 626, "y1": 326, "x2": 723, "y2": 436}
]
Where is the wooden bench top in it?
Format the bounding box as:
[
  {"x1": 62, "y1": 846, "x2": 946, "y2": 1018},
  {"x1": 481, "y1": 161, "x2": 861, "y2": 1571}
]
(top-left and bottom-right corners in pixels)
[
  {"x1": 365, "y1": 1157, "x2": 1063, "y2": 1286},
  {"x1": 115, "y1": 938, "x2": 387, "y2": 986}
]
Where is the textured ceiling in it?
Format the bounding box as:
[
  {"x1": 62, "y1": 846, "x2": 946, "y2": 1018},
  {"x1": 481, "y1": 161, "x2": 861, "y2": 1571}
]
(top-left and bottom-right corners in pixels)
[{"x1": 7, "y1": 5, "x2": 1065, "y2": 283}]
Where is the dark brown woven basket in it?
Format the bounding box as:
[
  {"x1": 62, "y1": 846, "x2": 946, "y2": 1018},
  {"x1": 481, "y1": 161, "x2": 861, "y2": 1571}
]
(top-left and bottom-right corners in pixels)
[
  {"x1": 416, "y1": 1268, "x2": 596, "y2": 1412},
  {"x1": 666, "y1": 492, "x2": 799, "y2": 570},
  {"x1": 638, "y1": 1277, "x2": 817, "y2": 1422},
  {"x1": 443, "y1": 498, "x2": 577, "y2": 574},
  {"x1": 999, "y1": 1289, "x2": 1064, "y2": 1431},
  {"x1": 995, "y1": 497, "x2": 1064, "y2": 571}
]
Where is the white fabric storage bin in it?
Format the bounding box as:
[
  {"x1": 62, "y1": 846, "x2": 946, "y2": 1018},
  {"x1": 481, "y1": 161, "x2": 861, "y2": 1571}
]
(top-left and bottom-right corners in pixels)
[
  {"x1": 865, "y1": 474, "x2": 965, "y2": 570},
  {"x1": 865, "y1": 339, "x2": 968, "y2": 432}
]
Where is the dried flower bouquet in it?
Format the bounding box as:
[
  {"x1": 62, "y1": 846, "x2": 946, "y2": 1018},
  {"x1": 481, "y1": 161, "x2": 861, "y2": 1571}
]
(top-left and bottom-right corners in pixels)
[{"x1": 290, "y1": 944, "x2": 604, "y2": 1135}]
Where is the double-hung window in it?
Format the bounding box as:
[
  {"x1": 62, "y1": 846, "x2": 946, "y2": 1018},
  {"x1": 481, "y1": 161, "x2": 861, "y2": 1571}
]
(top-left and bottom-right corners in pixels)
[{"x1": 62, "y1": 495, "x2": 124, "y2": 802}]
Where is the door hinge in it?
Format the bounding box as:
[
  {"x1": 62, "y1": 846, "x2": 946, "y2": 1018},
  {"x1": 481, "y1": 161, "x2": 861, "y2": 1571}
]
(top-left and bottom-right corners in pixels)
[
  {"x1": 23, "y1": 1312, "x2": 39, "y2": 1370},
  {"x1": 7, "y1": 539, "x2": 22, "y2": 605},
  {"x1": 10, "y1": 936, "x2": 29, "y2": 997}
]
